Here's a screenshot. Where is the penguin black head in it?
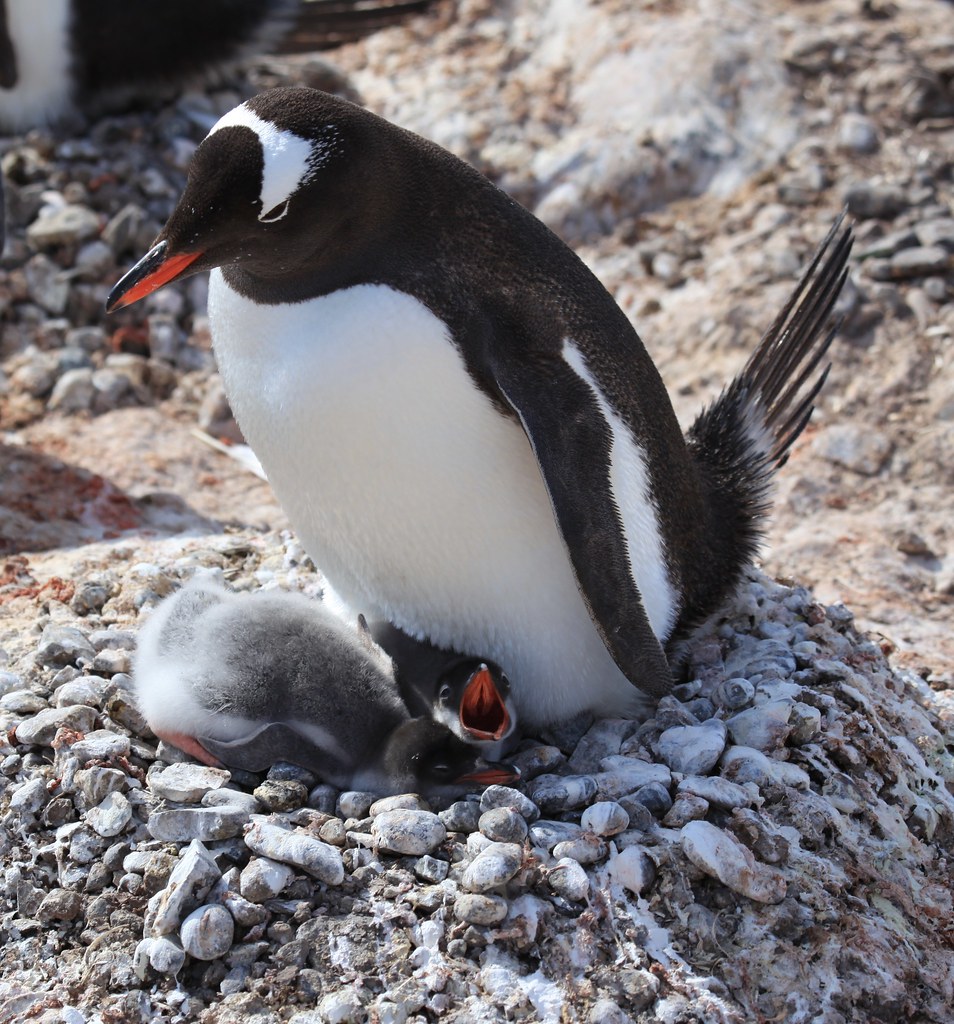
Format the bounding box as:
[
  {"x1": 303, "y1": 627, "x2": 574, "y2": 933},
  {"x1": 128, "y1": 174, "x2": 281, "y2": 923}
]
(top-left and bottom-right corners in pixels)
[
  {"x1": 107, "y1": 88, "x2": 400, "y2": 310},
  {"x1": 435, "y1": 660, "x2": 514, "y2": 744},
  {"x1": 383, "y1": 717, "x2": 519, "y2": 799}
]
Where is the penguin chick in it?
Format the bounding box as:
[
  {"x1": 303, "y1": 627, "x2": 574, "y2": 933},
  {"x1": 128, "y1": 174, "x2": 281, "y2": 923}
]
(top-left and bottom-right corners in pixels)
[
  {"x1": 133, "y1": 576, "x2": 516, "y2": 797},
  {"x1": 369, "y1": 619, "x2": 517, "y2": 760}
]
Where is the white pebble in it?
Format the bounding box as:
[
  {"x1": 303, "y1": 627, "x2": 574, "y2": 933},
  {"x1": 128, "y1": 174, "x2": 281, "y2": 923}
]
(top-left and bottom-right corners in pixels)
[
  {"x1": 681, "y1": 820, "x2": 787, "y2": 904},
  {"x1": 657, "y1": 719, "x2": 727, "y2": 775},
  {"x1": 547, "y1": 857, "x2": 590, "y2": 901},
  {"x1": 461, "y1": 842, "x2": 523, "y2": 893},
  {"x1": 240, "y1": 856, "x2": 296, "y2": 903},
  {"x1": 244, "y1": 821, "x2": 344, "y2": 885},
  {"x1": 371, "y1": 809, "x2": 446, "y2": 856},
  {"x1": 580, "y1": 801, "x2": 629, "y2": 836},
  {"x1": 607, "y1": 845, "x2": 655, "y2": 895},
  {"x1": 86, "y1": 791, "x2": 132, "y2": 837},
  {"x1": 148, "y1": 762, "x2": 232, "y2": 803}
]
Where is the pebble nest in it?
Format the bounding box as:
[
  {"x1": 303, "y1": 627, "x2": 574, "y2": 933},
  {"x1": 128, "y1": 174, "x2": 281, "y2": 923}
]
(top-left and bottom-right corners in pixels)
[
  {"x1": 0, "y1": 534, "x2": 952, "y2": 1023},
  {"x1": 0, "y1": 0, "x2": 953, "y2": 1021}
]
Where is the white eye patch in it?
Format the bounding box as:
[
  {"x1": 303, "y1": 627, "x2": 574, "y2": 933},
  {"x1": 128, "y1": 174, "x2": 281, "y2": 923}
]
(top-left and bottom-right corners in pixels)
[{"x1": 209, "y1": 103, "x2": 330, "y2": 221}]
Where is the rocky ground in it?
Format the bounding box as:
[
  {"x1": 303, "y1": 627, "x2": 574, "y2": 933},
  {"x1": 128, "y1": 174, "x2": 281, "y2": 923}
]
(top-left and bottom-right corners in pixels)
[{"x1": 0, "y1": 0, "x2": 952, "y2": 1021}]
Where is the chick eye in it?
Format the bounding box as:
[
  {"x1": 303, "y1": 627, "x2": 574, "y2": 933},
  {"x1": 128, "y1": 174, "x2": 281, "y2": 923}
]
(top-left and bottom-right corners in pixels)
[
  {"x1": 260, "y1": 199, "x2": 290, "y2": 223},
  {"x1": 438, "y1": 684, "x2": 452, "y2": 705},
  {"x1": 430, "y1": 762, "x2": 452, "y2": 777}
]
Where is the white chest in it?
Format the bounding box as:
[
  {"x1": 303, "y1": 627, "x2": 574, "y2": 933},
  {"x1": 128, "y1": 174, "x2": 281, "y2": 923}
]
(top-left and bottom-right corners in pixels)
[{"x1": 207, "y1": 274, "x2": 649, "y2": 726}]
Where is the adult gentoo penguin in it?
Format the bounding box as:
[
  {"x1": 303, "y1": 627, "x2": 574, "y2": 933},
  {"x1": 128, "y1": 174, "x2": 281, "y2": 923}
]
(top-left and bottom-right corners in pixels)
[
  {"x1": 133, "y1": 576, "x2": 517, "y2": 797},
  {"x1": 109, "y1": 88, "x2": 853, "y2": 731}
]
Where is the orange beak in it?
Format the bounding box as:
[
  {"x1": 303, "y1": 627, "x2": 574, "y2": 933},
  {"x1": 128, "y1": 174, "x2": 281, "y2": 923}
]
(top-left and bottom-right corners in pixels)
[
  {"x1": 459, "y1": 664, "x2": 511, "y2": 741},
  {"x1": 455, "y1": 762, "x2": 520, "y2": 786},
  {"x1": 106, "y1": 241, "x2": 201, "y2": 312}
]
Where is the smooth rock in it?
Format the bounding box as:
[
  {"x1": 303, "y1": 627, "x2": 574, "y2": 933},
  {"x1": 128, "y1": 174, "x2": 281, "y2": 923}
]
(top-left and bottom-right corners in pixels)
[
  {"x1": 528, "y1": 773, "x2": 597, "y2": 812},
  {"x1": 630, "y1": 782, "x2": 673, "y2": 817},
  {"x1": 180, "y1": 903, "x2": 235, "y2": 960},
  {"x1": 528, "y1": 819, "x2": 583, "y2": 852},
  {"x1": 27, "y1": 204, "x2": 100, "y2": 248},
  {"x1": 370, "y1": 793, "x2": 431, "y2": 816},
  {"x1": 478, "y1": 784, "x2": 540, "y2": 821},
  {"x1": 146, "y1": 840, "x2": 221, "y2": 936},
  {"x1": 567, "y1": 719, "x2": 632, "y2": 772},
  {"x1": 239, "y1": 857, "x2": 296, "y2": 903},
  {"x1": 337, "y1": 791, "x2": 376, "y2": 819},
  {"x1": 149, "y1": 762, "x2": 232, "y2": 803},
  {"x1": 726, "y1": 700, "x2": 794, "y2": 752},
  {"x1": 35, "y1": 626, "x2": 96, "y2": 668},
  {"x1": 547, "y1": 857, "x2": 590, "y2": 902},
  {"x1": 148, "y1": 805, "x2": 249, "y2": 842},
  {"x1": 461, "y1": 842, "x2": 523, "y2": 893},
  {"x1": 551, "y1": 834, "x2": 607, "y2": 864},
  {"x1": 662, "y1": 795, "x2": 709, "y2": 828},
  {"x1": 677, "y1": 776, "x2": 754, "y2": 810},
  {"x1": 657, "y1": 719, "x2": 727, "y2": 775},
  {"x1": 372, "y1": 809, "x2": 446, "y2": 856},
  {"x1": 681, "y1": 820, "x2": 787, "y2": 904},
  {"x1": 478, "y1": 807, "x2": 529, "y2": 843},
  {"x1": 244, "y1": 821, "x2": 344, "y2": 885},
  {"x1": 594, "y1": 759, "x2": 672, "y2": 801},
  {"x1": 439, "y1": 801, "x2": 481, "y2": 834},
  {"x1": 454, "y1": 893, "x2": 509, "y2": 925},
  {"x1": 580, "y1": 801, "x2": 630, "y2": 836}
]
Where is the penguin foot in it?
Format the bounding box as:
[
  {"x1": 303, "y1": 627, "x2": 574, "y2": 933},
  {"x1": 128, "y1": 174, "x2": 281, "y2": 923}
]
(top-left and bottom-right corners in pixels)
[{"x1": 153, "y1": 729, "x2": 224, "y2": 768}]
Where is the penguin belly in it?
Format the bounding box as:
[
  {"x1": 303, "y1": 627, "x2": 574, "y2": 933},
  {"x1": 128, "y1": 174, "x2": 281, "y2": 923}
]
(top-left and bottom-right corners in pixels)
[{"x1": 209, "y1": 275, "x2": 652, "y2": 728}]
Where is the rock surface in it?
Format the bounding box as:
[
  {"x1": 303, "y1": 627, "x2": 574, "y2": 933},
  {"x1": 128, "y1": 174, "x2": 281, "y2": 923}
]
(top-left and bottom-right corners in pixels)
[{"x1": 0, "y1": 1, "x2": 952, "y2": 1022}]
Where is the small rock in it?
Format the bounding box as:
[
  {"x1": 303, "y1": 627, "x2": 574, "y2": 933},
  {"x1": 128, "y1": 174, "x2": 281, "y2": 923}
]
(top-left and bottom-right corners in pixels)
[
  {"x1": 607, "y1": 845, "x2": 655, "y2": 896},
  {"x1": 244, "y1": 821, "x2": 344, "y2": 885},
  {"x1": 581, "y1": 801, "x2": 630, "y2": 836},
  {"x1": 68, "y1": 729, "x2": 130, "y2": 762},
  {"x1": 36, "y1": 888, "x2": 83, "y2": 923},
  {"x1": 146, "y1": 840, "x2": 221, "y2": 937},
  {"x1": 136, "y1": 935, "x2": 186, "y2": 977},
  {"x1": 86, "y1": 791, "x2": 133, "y2": 837},
  {"x1": 916, "y1": 217, "x2": 954, "y2": 252},
  {"x1": 681, "y1": 820, "x2": 787, "y2": 904},
  {"x1": 454, "y1": 893, "x2": 509, "y2": 926},
  {"x1": 180, "y1": 904, "x2": 235, "y2": 961},
  {"x1": 15, "y1": 705, "x2": 98, "y2": 746},
  {"x1": 677, "y1": 776, "x2": 754, "y2": 810},
  {"x1": 552, "y1": 834, "x2": 607, "y2": 865},
  {"x1": 413, "y1": 855, "x2": 449, "y2": 883},
  {"x1": 461, "y1": 842, "x2": 524, "y2": 893},
  {"x1": 478, "y1": 807, "x2": 529, "y2": 843},
  {"x1": 369, "y1": 793, "x2": 431, "y2": 816},
  {"x1": 838, "y1": 113, "x2": 879, "y2": 153},
  {"x1": 148, "y1": 806, "x2": 249, "y2": 842},
  {"x1": 74, "y1": 766, "x2": 126, "y2": 805},
  {"x1": 337, "y1": 791, "x2": 376, "y2": 819},
  {"x1": 478, "y1": 784, "x2": 540, "y2": 821},
  {"x1": 240, "y1": 857, "x2": 296, "y2": 903},
  {"x1": 657, "y1": 719, "x2": 727, "y2": 775},
  {"x1": 528, "y1": 819, "x2": 583, "y2": 852},
  {"x1": 630, "y1": 782, "x2": 673, "y2": 817},
  {"x1": 149, "y1": 763, "x2": 232, "y2": 802},
  {"x1": 713, "y1": 678, "x2": 755, "y2": 710},
  {"x1": 509, "y1": 745, "x2": 565, "y2": 780},
  {"x1": 528, "y1": 773, "x2": 597, "y2": 812},
  {"x1": 47, "y1": 368, "x2": 95, "y2": 412},
  {"x1": 594, "y1": 758, "x2": 672, "y2": 801},
  {"x1": 372, "y1": 809, "x2": 446, "y2": 856},
  {"x1": 547, "y1": 857, "x2": 590, "y2": 902},
  {"x1": 439, "y1": 801, "x2": 481, "y2": 834},
  {"x1": 27, "y1": 204, "x2": 100, "y2": 248},
  {"x1": 843, "y1": 181, "x2": 907, "y2": 220},
  {"x1": 252, "y1": 779, "x2": 307, "y2": 812},
  {"x1": 663, "y1": 794, "x2": 710, "y2": 827},
  {"x1": 317, "y1": 987, "x2": 365, "y2": 1024},
  {"x1": 726, "y1": 700, "x2": 794, "y2": 752},
  {"x1": 35, "y1": 626, "x2": 96, "y2": 668}
]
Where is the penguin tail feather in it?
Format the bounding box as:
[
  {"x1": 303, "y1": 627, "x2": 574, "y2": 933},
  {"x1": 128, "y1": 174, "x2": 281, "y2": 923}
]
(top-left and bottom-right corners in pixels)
[{"x1": 686, "y1": 212, "x2": 854, "y2": 560}]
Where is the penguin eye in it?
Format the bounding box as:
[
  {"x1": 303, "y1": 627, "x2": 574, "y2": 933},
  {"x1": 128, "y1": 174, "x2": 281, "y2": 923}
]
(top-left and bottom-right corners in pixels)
[
  {"x1": 430, "y1": 762, "x2": 452, "y2": 778},
  {"x1": 260, "y1": 199, "x2": 290, "y2": 223},
  {"x1": 438, "y1": 684, "x2": 452, "y2": 705}
]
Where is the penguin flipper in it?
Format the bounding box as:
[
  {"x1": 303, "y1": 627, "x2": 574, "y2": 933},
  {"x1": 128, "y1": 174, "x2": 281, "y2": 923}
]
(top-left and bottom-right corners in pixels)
[
  {"x1": 492, "y1": 357, "x2": 673, "y2": 697},
  {"x1": 200, "y1": 722, "x2": 347, "y2": 778}
]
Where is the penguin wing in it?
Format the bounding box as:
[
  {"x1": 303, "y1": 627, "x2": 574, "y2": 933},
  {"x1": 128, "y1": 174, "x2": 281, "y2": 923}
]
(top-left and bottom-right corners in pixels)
[
  {"x1": 200, "y1": 722, "x2": 349, "y2": 779},
  {"x1": 492, "y1": 353, "x2": 673, "y2": 697}
]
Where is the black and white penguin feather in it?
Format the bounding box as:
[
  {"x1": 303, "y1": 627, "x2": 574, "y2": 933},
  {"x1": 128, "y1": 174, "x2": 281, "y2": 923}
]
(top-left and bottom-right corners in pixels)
[{"x1": 110, "y1": 88, "x2": 854, "y2": 731}]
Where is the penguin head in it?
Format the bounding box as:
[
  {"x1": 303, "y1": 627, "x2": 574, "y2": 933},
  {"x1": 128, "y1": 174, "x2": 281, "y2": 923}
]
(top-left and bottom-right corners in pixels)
[
  {"x1": 107, "y1": 88, "x2": 395, "y2": 311},
  {"x1": 435, "y1": 660, "x2": 516, "y2": 745},
  {"x1": 382, "y1": 717, "x2": 519, "y2": 800}
]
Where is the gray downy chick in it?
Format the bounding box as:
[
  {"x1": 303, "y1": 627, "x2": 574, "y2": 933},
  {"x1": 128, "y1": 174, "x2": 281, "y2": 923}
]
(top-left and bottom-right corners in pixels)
[{"x1": 133, "y1": 575, "x2": 516, "y2": 797}]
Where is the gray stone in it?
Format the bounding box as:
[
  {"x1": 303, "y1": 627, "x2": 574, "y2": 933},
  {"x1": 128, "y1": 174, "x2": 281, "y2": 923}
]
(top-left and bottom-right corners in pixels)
[
  {"x1": 146, "y1": 840, "x2": 221, "y2": 936},
  {"x1": 461, "y1": 842, "x2": 523, "y2": 892},
  {"x1": 0, "y1": 690, "x2": 47, "y2": 714},
  {"x1": 552, "y1": 834, "x2": 607, "y2": 864},
  {"x1": 36, "y1": 887, "x2": 83, "y2": 923},
  {"x1": 843, "y1": 181, "x2": 907, "y2": 220},
  {"x1": 413, "y1": 855, "x2": 449, "y2": 883},
  {"x1": 35, "y1": 626, "x2": 96, "y2": 668},
  {"x1": 607, "y1": 845, "x2": 655, "y2": 896},
  {"x1": 528, "y1": 819, "x2": 583, "y2": 852},
  {"x1": 369, "y1": 793, "x2": 431, "y2": 816},
  {"x1": 838, "y1": 113, "x2": 879, "y2": 154},
  {"x1": 372, "y1": 809, "x2": 446, "y2": 856},
  {"x1": 528, "y1": 773, "x2": 597, "y2": 812},
  {"x1": 337, "y1": 791, "x2": 376, "y2": 819},
  {"x1": 662, "y1": 794, "x2": 709, "y2": 827},
  {"x1": 47, "y1": 368, "x2": 95, "y2": 412},
  {"x1": 478, "y1": 807, "x2": 529, "y2": 843},
  {"x1": 657, "y1": 718, "x2": 727, "y2": 775},
  {"x1": 681, "y1": 820, "x2": 787, "y2": 904},
  {"x1": 478, "y1": 784, "x2": 540, "y2": 821},
  {"x1": 69, "y1": 730, "x2": 130, "y2": 762},
  {"x1": 239, "y1": 857, "x2": 296, "y2": 903},
  {"x1": 916, "y1": 217, "x2": 954, "y2": 252},
  {"x1": 74, "y1": 767, "x2": 126, "y2": 805},
  {"x1": 594, "y1": 759, "x2": 672, "y2": 801},
  {"x1": 726, "y1": 700, "x2": 794, "y2": 752},
  {"x1": 252, "y1": 779, "x2": 308, "y2": 812},
  {"x1": 180, "y1": 904, "x2": 235, "y2": 961},
  {"x1": 244, "y1": 821, "x2": 344, "y2": 884},
  {"x1": 148, "y1": 806, "x2": 249, "y2": 842},
  {"x1": 317, "y1": 988, "x2": 365, "y2": 1024},
  {"x1": 567, "y1": 719, "x2": 632, "y2": 772},
  {"x1": 677, "y1": 776, "x2": 754, "y2": 809},
  {"x1": 439, "y1": 800, "x2": 481, "y2": 834},
  {"x1": 453, "y1": 893, "x2": 509, "y2": 925},
  {"x1": 15, "y1": 704, "x2": 98, "y2": 746},
  {"x1": 149, "y1": 763, "x2": 232, "y2": 803},
  {"x1": 580, "y1": 801, "x2": 630, "y2": 836},
  {"x1": 86, "y1": 791, "x2": 133, "y2": 837},
  {"x1": 547, "y1": 857, "x2": 590, "y2": 901},
  {"x1": 813, "y1": 423, "x2": 892, "y2": 476},
  {"x1": 27, "y1": 204, "x2": 100, "y2": 248}
]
